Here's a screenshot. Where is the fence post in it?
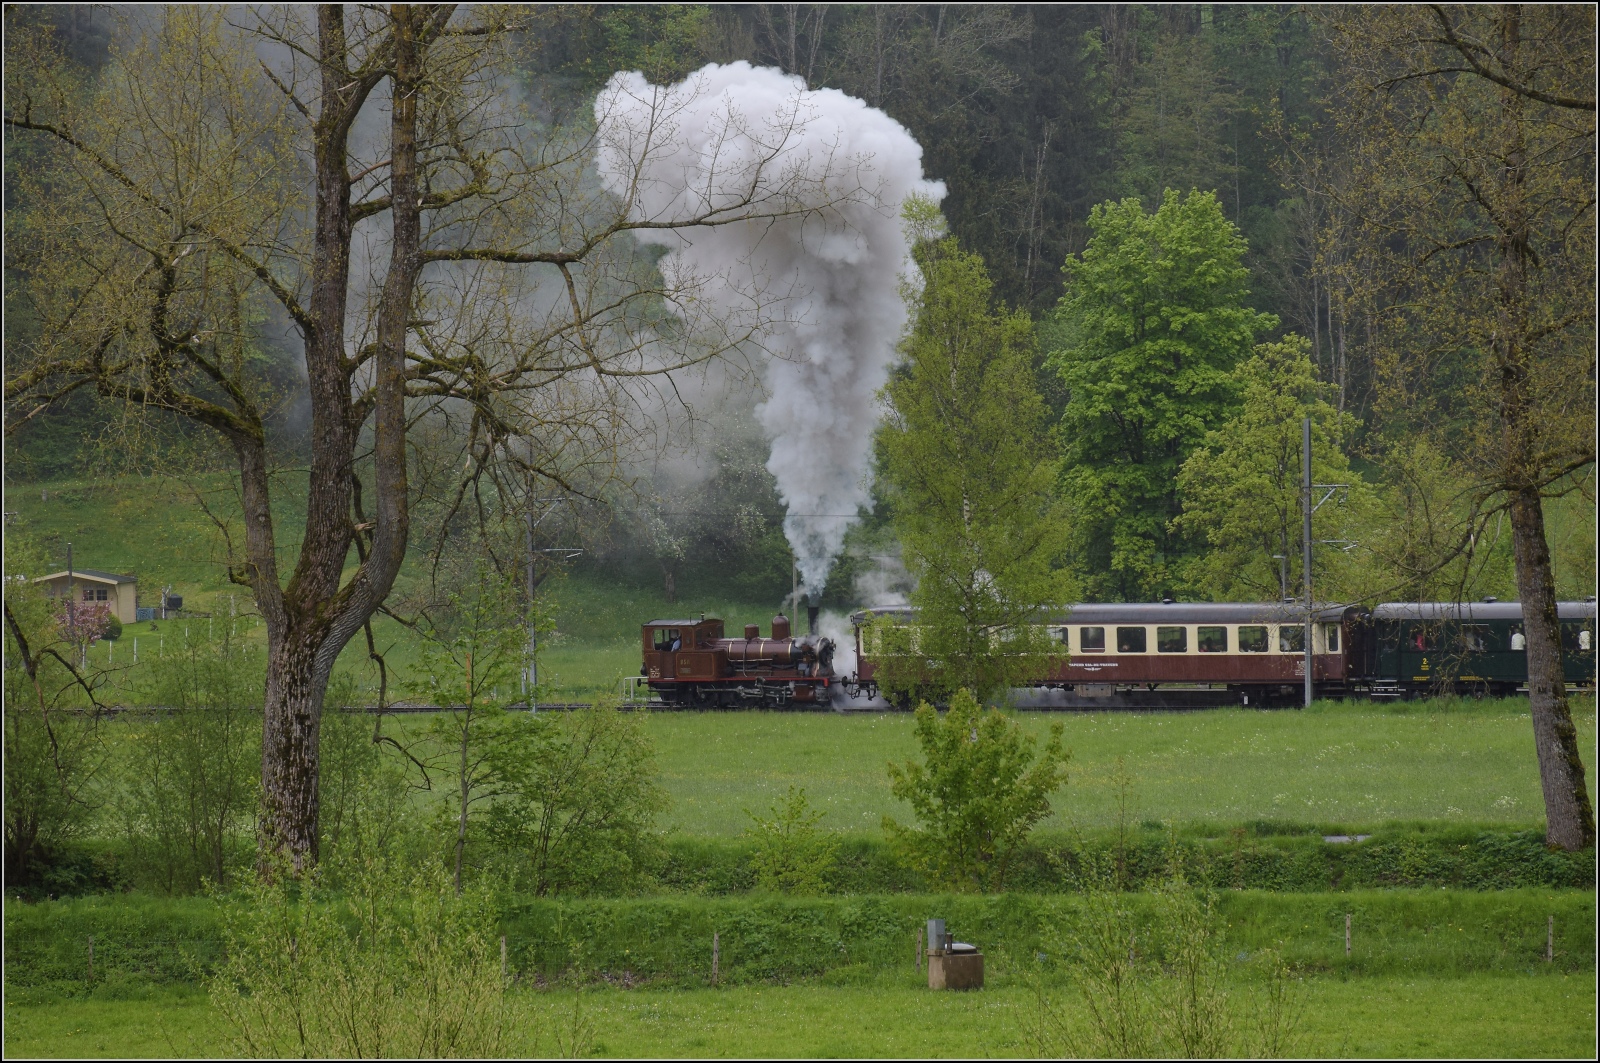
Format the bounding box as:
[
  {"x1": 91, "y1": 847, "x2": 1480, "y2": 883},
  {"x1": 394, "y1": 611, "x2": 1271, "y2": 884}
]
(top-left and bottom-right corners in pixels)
[
  {"x1": 1547, "y1": 915, "x2": 1553, "y2": 963},
  {"x1": 712, "y1": 930, "x2": 720, "y2": 986},
  {"x1": 1345, "y1": 913, "x2": 1352, "y2": 957}
]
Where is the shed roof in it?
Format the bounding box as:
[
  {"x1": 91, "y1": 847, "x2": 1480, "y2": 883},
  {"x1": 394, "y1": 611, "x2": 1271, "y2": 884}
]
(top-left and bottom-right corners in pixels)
[{"x1": 33, "y1": 569, "x2": 136, "y2": 585}]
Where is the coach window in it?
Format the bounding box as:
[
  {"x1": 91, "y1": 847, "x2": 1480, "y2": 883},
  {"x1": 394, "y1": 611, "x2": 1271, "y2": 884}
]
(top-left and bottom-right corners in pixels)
[
  {"x1": 1278, "y1": 625, "x2": 1305, "y2": 652},
  {"x1": 1322, "y1": 623, "x2": 1341, "y2": 653},
  {"x1": 1079, "y1": 626, "x2": 1105, "y2": 652},
  {"x1": 1197, "y1": 626, "x2": 1227, "y2": 652},
  {"x1": 1116, "y1": 626, "x2": 1147, "y2": 653},
  {"x1": 1157, "y1": 626, "x2": 1188, "y2": 653},
  {"x1": 1238, "y1": 625, "x2": 1269, "y2": 652}
]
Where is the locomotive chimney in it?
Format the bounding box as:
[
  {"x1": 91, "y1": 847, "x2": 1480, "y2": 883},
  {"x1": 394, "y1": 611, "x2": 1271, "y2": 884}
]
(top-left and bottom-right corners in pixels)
[
  {"x1": 807, "y1": 605, "x2": 819, "y2": 636},
  {"x1": 771, "y1": 613, "x2": 791, "y2": 640},
  {"x1": 744, "y1": 623, "x2": 760, "y2": 640}
]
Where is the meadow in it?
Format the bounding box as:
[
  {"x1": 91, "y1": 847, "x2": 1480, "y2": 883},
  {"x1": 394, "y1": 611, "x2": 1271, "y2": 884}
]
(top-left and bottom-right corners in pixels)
[
  {"x1": 4, "y1": 974, "x2": 1595, "y2": 1058},
  {"x1": 331, "y1": 697, "x2": 1594, "y2": 836}
]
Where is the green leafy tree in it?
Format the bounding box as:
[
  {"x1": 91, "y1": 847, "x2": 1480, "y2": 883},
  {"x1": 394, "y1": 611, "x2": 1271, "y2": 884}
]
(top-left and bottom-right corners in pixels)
[
  {"x1": 410, "y1": 568, "x2": 528, "y2": 895},
  {"x1": 484, "y1": 701, "x2": 667, "y2": 897},
  {"x1": 1048, "y1": 189, "x2": 1276, "y2": 601},
  {"x1": 1174, "y1": 335, "x2": 1368, "y2": 601},
  {"x1": 744, "y1": 785, "x2": 838, "y2": 895},
  {"x1": 883, "y1": 690, "x2": 1069, "y2": 892},
  {"x1": 1323, "y1": 5, "x2": 1594, "y2": 849},
  {"x1": 3, "y1": 539, "x2": 107, "y2": 887},
  {"x1": 876, "y1": 227, "x2": 1072, "y2": 704},
  {"x1": 123, "y1": 633, "x2": 262, "y2": 893}
]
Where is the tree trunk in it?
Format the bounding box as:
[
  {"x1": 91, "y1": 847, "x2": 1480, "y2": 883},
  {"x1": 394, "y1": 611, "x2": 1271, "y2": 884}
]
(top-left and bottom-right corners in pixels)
[
  {"x1": 1493, "y1": 9, "x2": 1594, "y2": 851},
  {"x1": 1508, "y1": 487, "x2": 1594, "y2": 849},
  {"x1": 261, "y1": 635, "x2": 330, "y2": 871},
  {"x1": 257, "y1": 6, "x2": 420, "y2": 872}
]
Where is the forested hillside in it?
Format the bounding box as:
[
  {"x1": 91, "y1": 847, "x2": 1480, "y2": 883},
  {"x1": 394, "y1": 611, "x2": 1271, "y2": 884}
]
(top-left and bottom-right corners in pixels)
[{"x1": 5, "y1": 4, "x2": 1594, "y2": 612}]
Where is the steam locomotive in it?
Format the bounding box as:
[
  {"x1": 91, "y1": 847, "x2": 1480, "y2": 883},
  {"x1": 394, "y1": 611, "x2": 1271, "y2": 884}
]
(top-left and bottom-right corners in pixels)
[
  {"x1": 849, "y1": 599, "x2": 1598, "y2": 707},
  {"x1": 640, "y1": 605, "x2": 836, "y2": 707}
]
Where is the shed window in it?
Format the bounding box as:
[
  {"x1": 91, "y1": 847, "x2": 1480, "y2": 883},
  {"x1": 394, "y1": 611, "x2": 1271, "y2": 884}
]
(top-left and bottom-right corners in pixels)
[
  {"x1": 1197, "y1": 626, "x2": 1227, "y2": 652},
  {"x1": 1116, "y1": 627, "x2": 1147, "y2": 653},
  {"x1": 1157, "y1": 626, "x2": 1188, "y2": 653},
  {"x1": 1079, "y1": 626, "x2": 1105, "y2": 652},
  {"x1": 1238, "y1": 626, "x2": 1269, "y2": 652},
  {"x1": 1279, "y1": 625, "x2": 1305, "y2": 652}
]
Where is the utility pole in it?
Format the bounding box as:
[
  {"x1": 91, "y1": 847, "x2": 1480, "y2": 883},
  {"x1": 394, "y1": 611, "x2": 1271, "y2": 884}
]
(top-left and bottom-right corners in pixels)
[
  {"x1": 66, "y1": 542, "x2": 75, "y2": 651},
  {"x1": 1302, "y1": 417, "x2": 1314, "y2": 709},
  {"x1": 522, "y1": 493, "x2": 581, "y2": 708}
]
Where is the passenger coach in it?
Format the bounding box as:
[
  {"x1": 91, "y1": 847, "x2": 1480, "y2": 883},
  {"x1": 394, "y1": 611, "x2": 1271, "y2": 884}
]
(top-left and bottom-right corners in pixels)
[{"x1": 849, "y1": 599, "x2": 1597, "y2": 706}]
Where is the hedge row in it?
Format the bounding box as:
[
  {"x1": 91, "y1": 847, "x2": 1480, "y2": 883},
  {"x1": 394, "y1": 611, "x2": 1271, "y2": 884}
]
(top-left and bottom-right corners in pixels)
[
  {"x1": 7, "y1": 888, "x2": 1592, "y2": 993},
  {"x1": 657, "y1": 827, "x2": 1596, "y2": 895}
]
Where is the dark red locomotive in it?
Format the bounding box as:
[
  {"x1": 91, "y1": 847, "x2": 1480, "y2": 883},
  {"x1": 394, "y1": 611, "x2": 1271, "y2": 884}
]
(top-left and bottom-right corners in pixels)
[{"x1": 641, "y1": 609, "x2": 836, "y2": 707}]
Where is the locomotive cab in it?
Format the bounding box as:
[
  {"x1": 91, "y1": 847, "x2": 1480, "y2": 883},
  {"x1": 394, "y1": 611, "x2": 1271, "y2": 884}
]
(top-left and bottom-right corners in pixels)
[{"x1": 642, "y1": 618, "x2": 725, "y2": 682}]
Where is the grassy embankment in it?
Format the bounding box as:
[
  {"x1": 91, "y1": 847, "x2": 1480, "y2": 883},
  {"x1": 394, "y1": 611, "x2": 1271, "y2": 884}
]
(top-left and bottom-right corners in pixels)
[{"x1": 6, "y1": 889, "x2": 1595, "y2": 1057}]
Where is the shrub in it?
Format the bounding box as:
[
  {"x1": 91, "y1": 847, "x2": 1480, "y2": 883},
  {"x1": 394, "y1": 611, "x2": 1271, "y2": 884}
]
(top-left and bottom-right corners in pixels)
[
  {"x1": 211, "y1": 859, "x2": 531, "y2": 1058},
  {"x1": 883, "y1": 689, "x2": 1068, "y2": 891},
  {"x1": 120, "y1": 635, "x2": 261, "y2": 892},
  {"x1": 1029, "y1": 862, "x2": 1307, "y2": 1059},
  {"x1": 745, "y1": 786, "x2": 839, "y2": 895},
  {"x1": 484, "y1": 701, "x2": 668, "y2": 897}
]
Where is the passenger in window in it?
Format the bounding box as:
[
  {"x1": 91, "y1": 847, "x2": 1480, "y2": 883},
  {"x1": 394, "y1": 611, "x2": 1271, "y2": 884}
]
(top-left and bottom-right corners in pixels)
[
  {"x1": 1238, "y1": 626, "x2": 1268, "y2": 652},
  {"x1": 1157, "y1": 626, "x2": 1187, "y2": 653},
  {"x1": 1510, "y1": 627, "x2": 1526, "y2": 651},
  {"x1": 1582, "y1": 630, "x2": 1593, "y2": 652},
  {"x1": 1197, "y1": 626, "x2": 1227, "y2": 652},
  {"x1": 1279, "y1": 626, "x2": 1305, "y2": 652},
  {"x1": 1116, "y1": 627, "x2": 1147, "y2": 653}
]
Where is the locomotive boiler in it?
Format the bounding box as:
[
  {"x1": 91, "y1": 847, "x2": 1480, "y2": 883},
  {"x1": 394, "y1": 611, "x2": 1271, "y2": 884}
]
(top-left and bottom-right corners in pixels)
[{"x1": 640, "y1": 607, "x2": 836, "y2": 708}]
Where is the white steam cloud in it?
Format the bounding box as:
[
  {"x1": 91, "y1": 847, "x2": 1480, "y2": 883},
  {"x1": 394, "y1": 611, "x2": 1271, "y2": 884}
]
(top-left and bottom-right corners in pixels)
[{"x1": 594, "y1": 62, "x2": 944, "y2": 600}]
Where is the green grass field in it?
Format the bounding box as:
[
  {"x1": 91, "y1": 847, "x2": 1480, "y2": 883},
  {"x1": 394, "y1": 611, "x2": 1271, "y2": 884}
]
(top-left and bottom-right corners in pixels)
[
  {"x1": 86, "y1": 694, "x2": 1597, "y2": 837},
  {"x1": 4, "y1": 973, "x2": 1594, "y2": 1058},
  {"x1": 637, "y1": 699, "x2": 1596, "y2": 835}
]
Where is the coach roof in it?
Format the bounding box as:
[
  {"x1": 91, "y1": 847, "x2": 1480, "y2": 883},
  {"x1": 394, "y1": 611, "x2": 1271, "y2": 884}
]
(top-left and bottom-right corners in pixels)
[
  {"x1": 849, "y1": 602, "x2": 1351, "y2": 625},
  {"x1": 1370, "y1": 601, "x2": 1598, "y2": 621}
]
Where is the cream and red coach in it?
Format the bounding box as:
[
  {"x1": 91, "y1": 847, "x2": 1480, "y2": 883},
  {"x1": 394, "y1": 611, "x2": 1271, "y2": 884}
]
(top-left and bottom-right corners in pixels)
[{"x1": 849, "y1": 600, "x2": 1597, "y2": 706}]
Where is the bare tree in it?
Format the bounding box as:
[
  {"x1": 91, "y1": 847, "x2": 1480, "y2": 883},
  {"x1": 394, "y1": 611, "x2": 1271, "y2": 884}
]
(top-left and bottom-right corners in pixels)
[
  {"x1": 1323, "y1": 5, "x2": 1595, "y2": 849},
  {"x1": 6, "y1": 4, "x2": 874, "y2": 869}
]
